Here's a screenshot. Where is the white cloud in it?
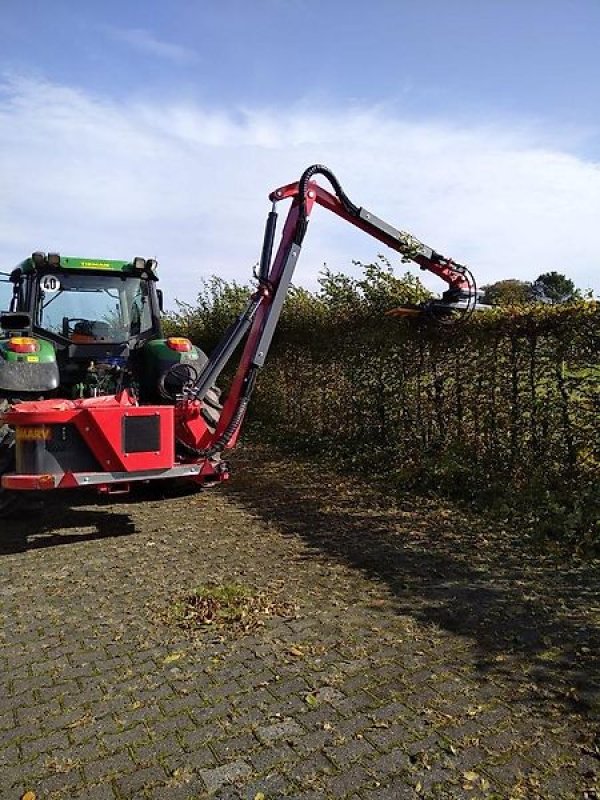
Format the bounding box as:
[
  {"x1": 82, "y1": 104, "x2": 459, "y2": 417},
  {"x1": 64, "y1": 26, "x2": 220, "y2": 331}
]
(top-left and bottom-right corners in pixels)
[
  {"x1": 1, "y1": 74, "x2": 599, "y2": 309},
  {"x1": 104, "y1": 27, "x2": 197, "y2": 64}
]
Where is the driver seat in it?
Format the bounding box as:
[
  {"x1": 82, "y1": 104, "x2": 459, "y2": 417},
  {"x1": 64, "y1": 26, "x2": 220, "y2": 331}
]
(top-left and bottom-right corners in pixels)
[{"x1": 71, "y1": 320, "x2": 112, "y2": 342}]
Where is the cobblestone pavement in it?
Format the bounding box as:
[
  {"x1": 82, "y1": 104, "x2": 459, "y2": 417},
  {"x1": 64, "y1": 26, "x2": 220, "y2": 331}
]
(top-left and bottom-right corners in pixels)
[{"x1": 0, "y1": 442, "x2": 599, "y2": 800}]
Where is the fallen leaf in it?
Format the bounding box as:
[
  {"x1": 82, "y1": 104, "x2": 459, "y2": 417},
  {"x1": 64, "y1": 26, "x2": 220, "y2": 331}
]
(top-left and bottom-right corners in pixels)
[
  {"x1": 22, "y1": 793, "x2": 36, "y2": 800},
  {"x1": 463, "y1": 770, "x2": 479, "y2": 782},
  {"x1": 305, "y1": 693, "x2": 319, "y2": 707},
  {"x1": 254, "y1": 793, "x2": 266, "y2": 800},
  {"x1": 287, "y1": 646, "x2": 304, "y2": 657},
  {"x1": 163, "y1": 652, "x2": 184, "y2": 664}
]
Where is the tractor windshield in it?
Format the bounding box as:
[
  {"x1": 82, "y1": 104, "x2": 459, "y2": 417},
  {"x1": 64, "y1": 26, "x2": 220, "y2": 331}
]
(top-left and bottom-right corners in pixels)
[{"x1": 36, "y1": 272, "x2": 155, "y2": 343}]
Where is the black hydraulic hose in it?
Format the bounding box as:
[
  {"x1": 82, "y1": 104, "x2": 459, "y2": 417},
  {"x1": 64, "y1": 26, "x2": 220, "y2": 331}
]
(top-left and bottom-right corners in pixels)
[
  {"x1": 298, "y1": 164, "x2": 360, "y2": 216},
  {"x1": 295, "y1": 164, "x2": 360, "y2": 245}
]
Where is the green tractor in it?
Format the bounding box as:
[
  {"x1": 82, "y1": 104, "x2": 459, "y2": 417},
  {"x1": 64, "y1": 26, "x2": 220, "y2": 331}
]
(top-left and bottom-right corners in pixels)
[{"x1": 0, "y1": 252, "x2": 221, "y2": 513}]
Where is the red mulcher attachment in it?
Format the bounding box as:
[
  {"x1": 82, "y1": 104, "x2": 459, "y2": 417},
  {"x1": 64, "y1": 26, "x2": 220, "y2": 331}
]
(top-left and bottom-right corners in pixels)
[
  {"x1": 1, "y1": 165, "x2": 477, "y2": 500},
  {"x1": 0, "y1": 391, "x2": 226, "y2": 493}
]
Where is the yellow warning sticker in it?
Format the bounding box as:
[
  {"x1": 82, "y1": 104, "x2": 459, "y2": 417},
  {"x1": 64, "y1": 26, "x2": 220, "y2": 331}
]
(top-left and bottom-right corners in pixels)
[{"x1": 16, "y1": 426, "x2": 52, "y2": 442}]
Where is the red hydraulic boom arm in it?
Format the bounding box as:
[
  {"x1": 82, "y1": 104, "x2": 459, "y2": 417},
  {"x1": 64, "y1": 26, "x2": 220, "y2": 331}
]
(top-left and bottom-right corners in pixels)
[
  {"x1": 177, "y1": 164, "x2": 477, "y2": 458},
  {"x1": 269, "y1": 176, "x2": 471, "y2": 294}
]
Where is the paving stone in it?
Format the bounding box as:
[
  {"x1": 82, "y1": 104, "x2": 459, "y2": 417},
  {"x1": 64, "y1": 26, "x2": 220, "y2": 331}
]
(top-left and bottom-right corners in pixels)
[
  {"x1": 20, "y1": 730, "x2": 71, "y2": 761},
  {"x1": 84, "y1": 750, "x2": 137, "y2": 783},
  {"x1": 369, "y1": 700, "x2": 409, "y2": 723},
  {"x1": 181, "y1": 723, "x2": 221, "y2": 750},
  {"x1": 146, "y1": 712, "x2": 196, "y2": 737},
  {"x1": 249, "y1": 741, "x2": 298, "y2": 773},
  {"x1": 147, "y1": 783, "x2": 205, "y2": 800},
  {"x1": 66, "y1": 783, "x2": 118, "y2": 800},
  {"x1": 0, "y1": 713, "x2": 15, "y2": 732},
  {"x1": 114, "y1": 763, "x2": 167, "y2": 795},
  {"x1": 15, "y1": 699, "x2": 63, "y2": 727},
  {"x1": 363, "y1": 721, "x2": 414, "y2": 751},
  {"x1": 29, "y1": 766, "x2": 84, "y2": 795},
  {"x1": 368, "y1": 747, "x2": 411, "y2": 778},
  {"x1": 326, "y1": 735, "x2": 375, "y2": 767},
  {"x1": 311, "y1": 686, "x2": 346, "y2": 705},
  {"x1": 323, "y1": 764, "x2": 373, "y2": 797},
  {"x1": 292, "y1": 728, "x2": 336, "y2": 756},
  {"x1": 482, "y1": 754, "x2": 539, "y2": 786},
  {"x1": 363, "y1": 777, "x2": 415, "y2": 799},
  {"x1": 199, "y1": 759, "x2": 252, "y2": 793},
  {"x1": 256, "y1": 718, "x2": 304, "y2": 744},
  {"x1": 100, "y1": 723, "x2": 151, "y2": 753},
  {"x1": 288, "y1": 750, "x2": 335, "y2": 785},
  {"x1": 179, "y1": 744, "x2": 217, "y2": 771},
  {"x1": 212, "y1": 732, "x2": 260, "y2": 761},
  {"x1": 240, "y1": 773, "x2": 290, "y2": 799},
  {"x1": 0, "y1": 745, "x2": 19, "y2": 768}
]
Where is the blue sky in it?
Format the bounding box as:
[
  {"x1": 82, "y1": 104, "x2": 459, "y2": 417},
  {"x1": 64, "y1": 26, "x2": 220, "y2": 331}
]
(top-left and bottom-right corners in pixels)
[{"x1": 2, "y1": 0, "x2": 600, "y2": 303}]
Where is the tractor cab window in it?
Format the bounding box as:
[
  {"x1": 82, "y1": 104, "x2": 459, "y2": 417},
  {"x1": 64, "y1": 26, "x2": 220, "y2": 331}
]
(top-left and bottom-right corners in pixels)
[
  {"x1": 0, "y1": 273, "x2": 12, "y2": 312},
  {"x1": 36, "y1": 272, "x2": 155, "y2": 343}
]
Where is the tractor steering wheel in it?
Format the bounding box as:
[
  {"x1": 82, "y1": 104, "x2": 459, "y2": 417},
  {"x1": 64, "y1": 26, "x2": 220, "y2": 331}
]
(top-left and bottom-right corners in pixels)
[{"x1": 62, "y1": 317, "x2": 91, "y2": 337}]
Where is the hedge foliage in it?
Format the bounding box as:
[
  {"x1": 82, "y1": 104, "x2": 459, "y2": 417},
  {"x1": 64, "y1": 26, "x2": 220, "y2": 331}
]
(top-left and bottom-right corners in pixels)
[{"x1": 167, "y1": 260, "x2": 600, "y2": 548}]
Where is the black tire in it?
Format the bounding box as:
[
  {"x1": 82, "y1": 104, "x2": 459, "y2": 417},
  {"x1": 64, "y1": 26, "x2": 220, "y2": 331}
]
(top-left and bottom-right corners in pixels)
[
  {"x1": 201, "y1": 387, "x2": 224, "y2": 432},
  {"x1": 203, "y1": 385, "x2": 222, "y2": 411},
  {"x1": 195, "y1": 352, "x2": 224, "y2": 432},
  {"x1": 159, "y1": 359, "x2": 224, "y2": 434},
  {"x1": 0, "y1": 398, "x2": 21, "y2": 518}
]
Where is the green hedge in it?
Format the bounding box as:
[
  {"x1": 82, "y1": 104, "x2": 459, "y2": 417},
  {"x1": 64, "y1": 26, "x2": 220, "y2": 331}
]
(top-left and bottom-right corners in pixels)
[{"x1": 168, "y1": 266, "x2": 599, "y2": 548}]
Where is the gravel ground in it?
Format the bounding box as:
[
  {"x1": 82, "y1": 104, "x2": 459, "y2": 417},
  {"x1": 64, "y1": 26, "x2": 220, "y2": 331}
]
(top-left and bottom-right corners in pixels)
[{"x1": 0, "y1": 442, "x2": 598, "y2": 800}]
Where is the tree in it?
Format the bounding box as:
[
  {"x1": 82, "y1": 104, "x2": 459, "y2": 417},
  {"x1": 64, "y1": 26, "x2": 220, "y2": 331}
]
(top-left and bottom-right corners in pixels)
[
  {"x1": 531, "y1": 271, "x2": 578, "y2": 304},
  {"x1": 481, "y1": 279, "x2": 532, "y2": 306}
]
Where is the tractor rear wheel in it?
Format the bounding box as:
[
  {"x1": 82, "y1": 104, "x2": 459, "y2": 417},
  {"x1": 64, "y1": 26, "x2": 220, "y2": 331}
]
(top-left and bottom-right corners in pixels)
[
  {"x1": 201, "y1": 389, "x2": 223, "y2": 431},
  {"x1": 203, "y1": 385, "x2": 222, "y2": 411},
  {"x1": 158, "y1": 361, "x2": 224, "y2": 434},
  {"x1": 0, "y1": 398, "x2": 21, "y2": 517}
]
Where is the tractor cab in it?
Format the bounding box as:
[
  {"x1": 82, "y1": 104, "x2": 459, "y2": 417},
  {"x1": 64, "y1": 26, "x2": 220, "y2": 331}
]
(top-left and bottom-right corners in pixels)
[
  {"x1": 8, "y1": 253, "x2": 163, "y2": 343},
  {"x1": 0, "y1": 253, "x2": 188, "y2": 400}
]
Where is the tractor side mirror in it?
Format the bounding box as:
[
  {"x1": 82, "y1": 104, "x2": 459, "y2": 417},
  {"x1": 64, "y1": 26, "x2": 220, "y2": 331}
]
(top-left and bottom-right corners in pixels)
[
  {"x1": 1, "y1": 311, "x2": 32, "y2": 331},
  {"x1": 156, "y1": 289, "x2": 164, "y2": 313}
]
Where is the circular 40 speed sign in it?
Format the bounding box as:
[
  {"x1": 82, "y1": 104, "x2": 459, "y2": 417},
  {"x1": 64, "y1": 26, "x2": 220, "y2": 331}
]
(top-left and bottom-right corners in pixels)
[{"x1": 40, "y1": 275, "x2": 61, "y2": 292}]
